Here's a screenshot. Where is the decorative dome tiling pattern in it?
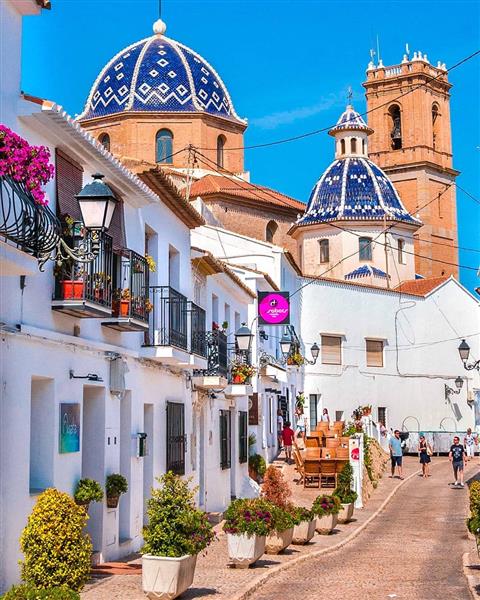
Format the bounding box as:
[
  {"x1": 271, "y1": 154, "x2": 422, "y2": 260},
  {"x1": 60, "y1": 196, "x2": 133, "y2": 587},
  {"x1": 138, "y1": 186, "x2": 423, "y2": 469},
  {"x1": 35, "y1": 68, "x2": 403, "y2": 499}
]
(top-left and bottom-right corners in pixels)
[
  {"x1": 298, "y1": 157, "x2": 421, "y2": 226},
  {"x1": 329, "y1": 105, "x2": 372, "y2": 134},
  {"x1": 79, "y1": 35, "x2": 243, "y2": 122},
  {"x1": 345, "y1": 265, "x2": 390, "y2": 280}
]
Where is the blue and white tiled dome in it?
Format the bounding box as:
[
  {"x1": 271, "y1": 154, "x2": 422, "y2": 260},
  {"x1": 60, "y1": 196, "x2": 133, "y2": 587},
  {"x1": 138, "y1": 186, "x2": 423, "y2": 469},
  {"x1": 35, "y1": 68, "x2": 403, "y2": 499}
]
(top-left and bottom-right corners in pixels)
[
  {"x1": 298, "y1": 157, "x2": 421, "y2": 226},
  {"x1": 328, "y1": 105, "x2": 373, "y2": 135},
  {"x1": 78, "y1": 20, "x2": 244, "y2": 123}
]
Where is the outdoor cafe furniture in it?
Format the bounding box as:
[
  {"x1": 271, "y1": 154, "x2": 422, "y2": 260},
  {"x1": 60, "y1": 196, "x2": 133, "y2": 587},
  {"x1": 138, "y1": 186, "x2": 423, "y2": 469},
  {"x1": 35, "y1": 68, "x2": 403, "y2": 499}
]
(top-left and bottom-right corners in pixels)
[
  {"x1": 316, "y1": 422, "x2": 330, "y2": 431},
  {"x1": 325, "y1": 438, "x2": 340, "y2": 448},
  {"x1": 335, "y1": 447, "x2": 349, "y2": 459},
  {"x1": 333, "y1": 421, "x2": 345, "y2": 429},
  {"x1": 305, "y1": 436, "x2": 320, "y2": 448},
  {"x1": 293, "y1": 449, "x2": 305, "y2": 486},
  {"x1": 303, "y1": 460, "x2": 320, "y2": 488},
  {"x1": 321, "y1": 447, "x2": 336, "y2": 458},
  {"x1": 319, "y1": 460, "x2": 338, "y2": 488}
]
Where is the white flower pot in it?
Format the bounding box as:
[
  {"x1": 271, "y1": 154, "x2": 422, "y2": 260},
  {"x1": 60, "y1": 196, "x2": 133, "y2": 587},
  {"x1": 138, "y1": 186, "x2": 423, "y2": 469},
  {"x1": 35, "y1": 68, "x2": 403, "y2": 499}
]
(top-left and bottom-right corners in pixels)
[
  {"x1": 142, "y1": 553, "x2": 197, "y2": 600},
  {"x1": 337, "y1": 502, "x2": 354, "y2": 524},
  {"x1": 227, "y1": 533, "x2": 266, "y2": 568},
  {"x1": 315, "y1": 513, "x2": 338, "y2": 535},
  {"x1": 265, "y1": 527, "x2": 294, "y2": 554},
  {"x1": 292, "y1": 519, "x2": 316, "y2": 544}
]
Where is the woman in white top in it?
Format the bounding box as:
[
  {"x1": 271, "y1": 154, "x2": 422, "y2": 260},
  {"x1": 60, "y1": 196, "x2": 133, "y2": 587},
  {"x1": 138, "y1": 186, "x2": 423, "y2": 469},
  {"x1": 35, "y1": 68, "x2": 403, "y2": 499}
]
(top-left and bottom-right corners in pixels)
[
  {"x1": 295, "y1": 407, "x2": 307, "y2": 446},
  {"x1": 464, "y1": 428, "x2": 477, "y2": 461},
  {"x1": 321, "y1": 408, "x2": 330, "y2": 423}
]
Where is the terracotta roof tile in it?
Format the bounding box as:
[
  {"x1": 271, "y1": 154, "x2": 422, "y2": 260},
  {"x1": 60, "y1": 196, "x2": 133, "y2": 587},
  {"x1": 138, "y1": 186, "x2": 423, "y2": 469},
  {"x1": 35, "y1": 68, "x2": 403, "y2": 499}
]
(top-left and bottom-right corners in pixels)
[
  {"x1": 190, "y1": 174, "x2": 305, "y2": 212},
  {"x1": 395, "y1": 276, "x2": 450, "y2": 296}
]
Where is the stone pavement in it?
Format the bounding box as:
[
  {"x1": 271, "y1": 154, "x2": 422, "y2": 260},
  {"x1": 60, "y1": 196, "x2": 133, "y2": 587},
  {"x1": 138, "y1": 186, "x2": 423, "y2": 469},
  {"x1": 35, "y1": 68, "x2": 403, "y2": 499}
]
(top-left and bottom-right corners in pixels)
[
  {"x1": 251, "y1": 457, "x2": 478, "y2": 600},
  {"x1": 81, "y1": 455, "x2": 429, "y2": 600}
]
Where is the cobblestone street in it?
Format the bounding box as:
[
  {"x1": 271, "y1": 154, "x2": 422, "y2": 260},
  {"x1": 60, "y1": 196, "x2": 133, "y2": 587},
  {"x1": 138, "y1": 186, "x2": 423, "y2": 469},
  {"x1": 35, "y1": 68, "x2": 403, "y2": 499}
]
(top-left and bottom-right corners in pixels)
[{"x1": 81, "y1": 457, "x2": 478, "y2": 600}]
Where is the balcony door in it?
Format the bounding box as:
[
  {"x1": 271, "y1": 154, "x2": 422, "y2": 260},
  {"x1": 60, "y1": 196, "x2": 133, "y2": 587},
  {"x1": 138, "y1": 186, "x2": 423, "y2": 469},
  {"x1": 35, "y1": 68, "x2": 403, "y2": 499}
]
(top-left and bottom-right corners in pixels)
[{"x1": 166, "y1": 401, "x2": 185, "y2": 475}]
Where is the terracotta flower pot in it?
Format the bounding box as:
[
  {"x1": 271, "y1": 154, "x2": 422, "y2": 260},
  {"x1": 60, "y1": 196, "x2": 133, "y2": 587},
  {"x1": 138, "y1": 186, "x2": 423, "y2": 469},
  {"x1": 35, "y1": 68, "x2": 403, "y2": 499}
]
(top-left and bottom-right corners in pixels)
[
  {"x1": 265, "y1": 527, "x2": 294, "y2": 554},
  {"x1": 106, "y1": 495, "x2": 120, "y2": 509},
  {"x1": 292, "y1": 519, "x2": 316, "y2": 544},
  {"x1": 142, "y1": 553, "x2": 197, "y2": 600},
  {"x1": 75, "y1": 500, "x2": 90, "y2": 512},
  {"x1": 337, "y1": 502, "x2": 355, "y2": 524},
  {"x1": 233, "y1": 374, "x2": 245, "y2": 384},
  {"x1": 61, "y1": 280, "x2": 84, "y2": 300},
  {"x1": 315, "y1": 513, "x2": 338, "y2": 535},
  {"x1": 227, "y1": 533, "x2": 266, "y2": 568}
]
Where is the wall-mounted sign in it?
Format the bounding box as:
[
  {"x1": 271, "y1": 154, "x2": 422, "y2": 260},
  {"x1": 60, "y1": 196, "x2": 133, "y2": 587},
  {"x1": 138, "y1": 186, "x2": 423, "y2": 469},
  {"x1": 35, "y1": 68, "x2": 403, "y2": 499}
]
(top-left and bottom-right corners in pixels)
[
  {"x1": 59, "y1": 403, "x2": 80, "y2": 453},
  {"x1": 258, "y1": 291, "x2": 290, "y2": 326}
]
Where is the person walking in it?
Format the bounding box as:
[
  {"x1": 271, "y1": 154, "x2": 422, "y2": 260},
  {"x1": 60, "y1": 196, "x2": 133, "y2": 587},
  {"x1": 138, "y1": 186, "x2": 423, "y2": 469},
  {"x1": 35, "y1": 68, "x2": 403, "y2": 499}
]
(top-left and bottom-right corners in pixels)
[
  {"x1": 449, "y1": 435, "x2": 467, "y2": 487},
  {"x1": 281, "y1": 421, "x2": 295, "y2": 464},
  {"x1": 321, "y1": 408, "x2": 330, "y2": 423},
  {"x1": 276, "y1": 409, "x2": 284, "y2": 453},
  {"x1": 295, "y1": 406, "x2": 307, "y2": 447},
  {"x1": 418, "y1": 433, "x2": 432, "y2": 478},
  {"x1": 464, "y1": 428, "x2": 477, "y2": 462},
  {"x1": 389, "y1": 429, "x2": 404, "y2": 479}
]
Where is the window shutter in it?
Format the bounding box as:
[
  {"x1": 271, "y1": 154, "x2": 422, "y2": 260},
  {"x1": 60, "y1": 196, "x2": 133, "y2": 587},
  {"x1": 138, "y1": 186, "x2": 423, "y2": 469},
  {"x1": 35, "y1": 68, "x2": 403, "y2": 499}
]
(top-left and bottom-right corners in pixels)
[
  {"x1": 108, "y1": 198, "x2": 126, "y2": 253},
  {"x1": 321, "y1": 335, "x2": 342, "y2": 365},
  {"x1": 55, "y1": 149, "x2": 83, "y2": 220},
  {"x1": 166, "y1": 401, "x2": 185, "y2": 475},
  {"x1": 220, "y1": 410, "x2": 231, "y2": 469},
  {"x1": 249, "y1": 392, "x2": 259, "y2": 425},
  {"x1": 239, "y1": 411, "x2": 248, "y2": 463},
  {"x1": 366, "y1": 340, "x2": 384, "y2": 367},
  {"x1": 309, "y1": 394, "x2": 318, "y2": 429}
]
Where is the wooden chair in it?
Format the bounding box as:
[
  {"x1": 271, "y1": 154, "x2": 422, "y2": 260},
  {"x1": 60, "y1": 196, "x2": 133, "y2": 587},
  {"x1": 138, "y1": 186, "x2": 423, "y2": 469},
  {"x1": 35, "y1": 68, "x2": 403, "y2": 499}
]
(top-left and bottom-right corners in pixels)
[
  {"x1": 293, "y1": 449, "x2": 305, "y2": 486},
  {"x1": 303, "y1": 460, "x2": 320, "y2": 488},
  {"x1": 325, "y1": 438, "x2": 340, "y2": 448},
  {"x1": 305, "y1": 436, "x2": 320, "y2": 448},
  {"x1": 333, "y1": 421, "x2": 345, "y2": 430},
  {"x1": 336, "y1": 447, "x2": 349, "y2": 459},
  {"x1": 340, "y1": 436, "x2": 350, "y2": 445},
  {"x1": 316, "y1": 421, "x2": 329, "y2": 432},
  {"x1": 319, "y1": 460, "x2": 338, "y2": 488},
  {"x1": 321, "y1": 448, "x2": 336, "y2": 458}
]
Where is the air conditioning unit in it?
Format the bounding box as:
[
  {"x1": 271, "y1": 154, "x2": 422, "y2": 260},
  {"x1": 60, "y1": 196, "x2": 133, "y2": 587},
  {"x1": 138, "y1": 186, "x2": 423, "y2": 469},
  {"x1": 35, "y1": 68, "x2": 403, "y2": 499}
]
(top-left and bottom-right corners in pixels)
[{"x1": 110, "y1": 356, "x2": 128, "y2": 397}]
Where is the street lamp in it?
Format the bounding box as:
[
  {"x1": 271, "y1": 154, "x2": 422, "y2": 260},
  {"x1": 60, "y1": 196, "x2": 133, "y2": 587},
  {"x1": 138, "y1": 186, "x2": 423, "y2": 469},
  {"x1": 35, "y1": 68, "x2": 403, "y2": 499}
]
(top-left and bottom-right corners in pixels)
[
  {"x1": 38, "y1": 173, "x2": 118, "y2": 270},
  {"x1": 280, "y1": 330, "x2": 294, "y2": 358},
  {"x1": 304, "y1": 342, "x2": 320, "y2": 365},
  {"x1": 458, "y1": 339, "x2": 480, "y2": 371},
  {"x1": 235, "y1": 323, "x2": 253, "y2": 353},
  {"x1": 445, "y1": 376, "x2": 464, "y2": 402}
]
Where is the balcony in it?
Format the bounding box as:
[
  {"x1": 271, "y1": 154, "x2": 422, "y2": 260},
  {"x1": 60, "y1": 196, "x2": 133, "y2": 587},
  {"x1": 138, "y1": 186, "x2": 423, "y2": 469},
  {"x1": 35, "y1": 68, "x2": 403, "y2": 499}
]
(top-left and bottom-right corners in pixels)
[
  {"x1": 0, "y1": 175, "x2": 61, "y2": 275},
  {"x1": 225, "y1": 352, "x2": 254, "y2": 397},
  {"x1": 51, "y1": 231, "x2": 113, "y2": 318},
  {"x1": 192, "y1": 330, "x2": 228, "y2": 389},
  {"x1": 102, "y1": 250, "x2": 150, "y2": 332},
  {"x1": 141, "y1": 286, "x2": 190, "y2": 364}
]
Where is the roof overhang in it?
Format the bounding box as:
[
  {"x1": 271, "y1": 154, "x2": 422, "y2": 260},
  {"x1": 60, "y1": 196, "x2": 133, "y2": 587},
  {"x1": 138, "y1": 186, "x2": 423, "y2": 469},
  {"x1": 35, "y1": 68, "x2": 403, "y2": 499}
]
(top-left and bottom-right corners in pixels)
[{"x1": 191, "y1": 248, "x2": 256, "y2": 299}]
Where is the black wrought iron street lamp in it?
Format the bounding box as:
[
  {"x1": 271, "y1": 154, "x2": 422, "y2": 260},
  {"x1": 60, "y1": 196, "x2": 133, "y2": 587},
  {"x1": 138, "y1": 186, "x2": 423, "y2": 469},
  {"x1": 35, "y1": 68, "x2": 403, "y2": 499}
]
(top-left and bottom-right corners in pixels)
[
  {"x1": 304, "y1": 342, "x2": 320, "y2": 365},
  {"x1": 280, "y1": 330, "x2": 294, "y2": 358},
  {"x1": 444, "y1": 376, "x2": 464, "y2": 402},
  {"x1": 38, "y1": 173, "x2": 117, "y2": 270},
  {"x1": 458, "y1": 339, "x2": 480, "y2": 371},
  {"x1": 235, "y1": 322, "x2": 253, "y2": 353}
]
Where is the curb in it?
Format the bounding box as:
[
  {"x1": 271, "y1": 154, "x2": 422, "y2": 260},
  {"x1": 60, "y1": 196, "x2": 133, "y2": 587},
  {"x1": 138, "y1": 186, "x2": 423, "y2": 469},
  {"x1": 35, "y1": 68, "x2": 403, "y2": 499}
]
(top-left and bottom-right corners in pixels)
[
  {"x1": 462, "y1": 551, "x2": 477, "y2": 600},
  {"x1": 231, "y1": 468, "x2": 421, "y2": 600}
]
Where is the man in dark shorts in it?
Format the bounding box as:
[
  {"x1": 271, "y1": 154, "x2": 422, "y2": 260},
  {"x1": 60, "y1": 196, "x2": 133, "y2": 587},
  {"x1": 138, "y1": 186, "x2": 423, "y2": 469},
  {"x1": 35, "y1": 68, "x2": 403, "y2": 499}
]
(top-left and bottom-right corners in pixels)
[
  {"x1": 389, "y1": 429, "x2": 404, "y2": 479},
  {"x1": 449, "y1": 435, "x2": 467, "y2": 487}
]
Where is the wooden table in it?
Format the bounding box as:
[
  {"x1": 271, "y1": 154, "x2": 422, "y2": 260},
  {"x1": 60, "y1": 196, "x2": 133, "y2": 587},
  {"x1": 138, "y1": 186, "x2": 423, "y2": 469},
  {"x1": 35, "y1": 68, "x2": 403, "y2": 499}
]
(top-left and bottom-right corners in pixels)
[{"x1": 303, "y1": 449, "x2": 348, "y2": 466}]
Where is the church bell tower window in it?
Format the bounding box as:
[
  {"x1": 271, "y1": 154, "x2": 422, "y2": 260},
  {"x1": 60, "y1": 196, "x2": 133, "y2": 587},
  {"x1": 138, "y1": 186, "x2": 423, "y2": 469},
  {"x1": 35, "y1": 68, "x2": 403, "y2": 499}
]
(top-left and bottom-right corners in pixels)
[
  {"x1": 217, "y1": 135, "x2": 226, "y2": 168},
  {"x1": 156, "y1": 129, "x2": 173, "y2": 164},
  {"x1": 388, "y1": 105, "x2": 402, "y2": 150},
  {"x1": 351, "y1": 138, "x2": 357, "y2": 154},
  {"x1": 99, "y1": 133, "x2": 110, "y2": 152},
  {"x1": 432, "y1": 103, "x2": 440, "y2": 150}
]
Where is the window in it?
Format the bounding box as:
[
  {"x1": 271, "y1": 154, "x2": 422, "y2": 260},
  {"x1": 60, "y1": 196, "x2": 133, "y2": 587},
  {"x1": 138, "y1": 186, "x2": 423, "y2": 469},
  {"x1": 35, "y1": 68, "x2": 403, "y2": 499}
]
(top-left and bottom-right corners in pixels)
[
  {"x1": 321, "y1": 335, "x2": 342, "y2": 365},
  {"x1": 362, "y1": 139, "x2": 366, "y2": 154},
  {"x1": 220, "y1": 410, "x2": 231, "y2": 469},
  {"x1": 239, "y1": 411, "x2": 248, "y2": 463},
  {"x1": 335, "y1": 410, "x2": 344, "y2": 422},
  {"x1": 266, "y1": 220, "x2": 278, "y2": 243},
  {"x1": 155, "y1": 129, "x2": 173, "y2": 163},
  {"x1": 432, "y1": 103, "x2": 440, "y2": 150},
  {"x1": 351, "y1": 138, "x2": 357, "y2": 154},
  {"x1": 388, "y1": 105, "x2": 402, "y2": 150},
  {"x1": 397, "y1": 239, "x2": 405, "y2": 264},
  {"x1": 340, "y1": 139, "x2": 346, "y2": 154},
  {"x1": 366, "y1": 339, "x2": 384, "y2": 367},
  {"x1": 99, "y1": 133, "x2": 110, "y2": 152},
  {"x1": 166, "y1": 402, "x2": 185, "y2": 475},
  {"x1": 319, "y1": 239, "x2": 329, "y2": 263},
  {"x1": 359, "y1": 237, "x2": 373, "y2": 261},
  {"x1": 377, "y1": 407, "x2": 387, "y2": 427},
  {"x1": 30, "y1": 378, "x2": 54, "y2": 492},
  {"x1": 217, "y1": 135, "x2": 226, "y2": 168},
  {"x1": 309, "y1": 394, "x2": 319, "y2": 430}
]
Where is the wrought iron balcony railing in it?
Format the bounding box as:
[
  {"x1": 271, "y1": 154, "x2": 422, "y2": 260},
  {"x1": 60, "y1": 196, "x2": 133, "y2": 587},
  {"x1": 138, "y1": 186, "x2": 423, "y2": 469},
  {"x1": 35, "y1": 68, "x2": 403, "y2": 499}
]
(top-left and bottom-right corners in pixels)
[
  {"x1": 190, "y1": 302, "x2": 207, "y2": 358},
  {"x1": 193, "y1": 331, "x2": 228, "y2": 378},
  {"x1": 144, "y1": 286, "x2": 188, "y2": 350},
  {"x1": 112, "y1": 250, "x2": 149, "y2": 324},
  {"x1": 0, "y1": 175, "x2": 60, "y2": 257}
]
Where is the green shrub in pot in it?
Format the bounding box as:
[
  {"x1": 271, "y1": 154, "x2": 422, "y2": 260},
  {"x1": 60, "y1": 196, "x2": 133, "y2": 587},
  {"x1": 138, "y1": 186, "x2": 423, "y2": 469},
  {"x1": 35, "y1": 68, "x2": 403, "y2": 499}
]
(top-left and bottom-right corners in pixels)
[{"x1": 73, "y1": 478, "x2": 103, "y2": 507}]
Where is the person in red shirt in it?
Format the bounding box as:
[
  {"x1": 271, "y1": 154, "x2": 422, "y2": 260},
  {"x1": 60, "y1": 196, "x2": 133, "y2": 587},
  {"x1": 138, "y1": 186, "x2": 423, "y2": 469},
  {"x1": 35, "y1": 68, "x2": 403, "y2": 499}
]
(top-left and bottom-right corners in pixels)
[{"x1": 281, "y1": 421, "x2": 295, "y2": 464}]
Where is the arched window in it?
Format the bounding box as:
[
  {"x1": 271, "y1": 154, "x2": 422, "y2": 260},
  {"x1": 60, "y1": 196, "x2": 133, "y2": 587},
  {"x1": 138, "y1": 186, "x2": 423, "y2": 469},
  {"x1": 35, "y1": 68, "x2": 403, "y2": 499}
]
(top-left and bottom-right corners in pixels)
[
  {"x1": 359, "y1": 237, "x2": 373, "y2": 261},
  {"x1": 388, "y1": 104, "x2": 402, "y2": 150},
  {"x1": 397, "y1": 239, "x2": 405, "y2": 264},
  {"x1": 319, "y1": 239, "x2": 329, "y2": 263},
  {"x1": 266, "y1": 220, "x2": 278, "y2": 243},
  {"x1": 351, "y1": 138, "x2": 357, "y2": 154},
  {"x1": 155, "y1": 129, "x2": 173, "y2": 164},
  {"x1": 217, "y1": 135, "x2": 226, "y2": 168},
  {"x1": 432, "y1": 103, "x2": 440, "y2": 150},
  {"x1": 340, "y1": 139, "x2": 346, "y2": 155},
  {"x1": 362, "y1": 139, "x2": 366, "y2": 154},
  {"x1": 99, "y1": 133, "x2": 110, "y2": 152}
]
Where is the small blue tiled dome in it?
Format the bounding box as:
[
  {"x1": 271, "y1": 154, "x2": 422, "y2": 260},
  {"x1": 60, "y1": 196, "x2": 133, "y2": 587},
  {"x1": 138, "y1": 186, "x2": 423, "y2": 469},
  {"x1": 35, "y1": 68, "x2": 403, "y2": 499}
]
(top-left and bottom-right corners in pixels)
[
  {"x1": 345, "y1": 265, "x2": 390, "y2": 280},
  {"x1": 78, "y1": 22, "x2": 244, "y2": 123},
  {"x1": 297, "y1": 156, "x2": 421, "y2": 226},
  {"x1": 328, "y1": 105, "x2": 373, "y2": 135}
]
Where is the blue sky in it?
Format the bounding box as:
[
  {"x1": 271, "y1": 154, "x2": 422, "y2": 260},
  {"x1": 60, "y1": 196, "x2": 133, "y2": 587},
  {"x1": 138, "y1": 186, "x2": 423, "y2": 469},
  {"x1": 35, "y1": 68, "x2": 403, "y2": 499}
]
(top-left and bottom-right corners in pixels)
[{"x1": 22, "y1": 0, "x2": 479, "y2": 292}]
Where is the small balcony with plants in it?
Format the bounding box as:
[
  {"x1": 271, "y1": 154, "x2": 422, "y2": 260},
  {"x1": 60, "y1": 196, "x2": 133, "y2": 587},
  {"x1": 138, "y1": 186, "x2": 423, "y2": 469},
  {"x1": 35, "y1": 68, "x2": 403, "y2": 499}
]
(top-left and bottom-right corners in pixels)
[
  {"x1": 225, "y1": 350, "x2": 256, "y2": 397},
  {"x1": 102, "y1": 249, "x2": 151, "y2": 332},
  {"x1": 140, "y1": 285, "x2": 190, "y2": 364},
  {"x1": 192, "y1": 323, "x2": 229, "y2": 389}
]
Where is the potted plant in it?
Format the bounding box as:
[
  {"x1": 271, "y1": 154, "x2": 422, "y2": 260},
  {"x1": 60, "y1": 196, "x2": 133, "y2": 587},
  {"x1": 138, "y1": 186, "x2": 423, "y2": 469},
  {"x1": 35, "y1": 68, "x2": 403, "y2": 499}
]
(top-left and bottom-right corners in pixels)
[
  {"x1": 295, "y1": 392, "x2": 305, "y2": 408},
  {"x1": 231, "y1": 361, "x2": 256, "y2": 384},
  {"x1": 142, "y1": 472, "x2": 214, "y2": 600},
  {"x1": 58, "y1": 261, "x2": 85, "y2": 300},
  {"x1": 73, "y1": 478, "x2": 103, "y2": 512},
  {"x1": 112, "y1": 288, "x2": 131, "y2": 317},
  {"x1": 145, "y1": 254, "x2": 156, "y2": 272},
  {"x1": 291, "y1": 506, "x2": 316, "y2": 544},
  {"x1": 312, "y1": 494, "x2": 340, "y2": 534},
  {"x1": 105, "y1": 473, "x2": 128, "y2": 509},
  {"x1": 286, "y1": 352, "x2": 304, "y2": 366},
  {"x1": 264, "y1": 505, "x2": 296, "y2": 554},
  {"x1": 261, "y1": 467, "x2": 296, "y2": 554},
  {"x1": 92, "y1": 272, "x2": 111, "y2": 302},
  {"x1": 333, "y1": 463, "x2": 358, "y2": 524},
  {"x1": 223, "y1": 498, "x2": 273, "y2": 568},
  {"x1": 248, "y1": 453, "x2": 266, "y2": 482}
]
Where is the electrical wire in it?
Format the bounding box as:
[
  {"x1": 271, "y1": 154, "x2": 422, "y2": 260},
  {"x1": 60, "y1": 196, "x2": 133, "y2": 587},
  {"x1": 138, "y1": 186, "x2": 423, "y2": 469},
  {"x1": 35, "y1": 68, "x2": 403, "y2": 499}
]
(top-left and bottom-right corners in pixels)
[{"x1": 195, "y1": 49, "x2": 480, "y2": 151}]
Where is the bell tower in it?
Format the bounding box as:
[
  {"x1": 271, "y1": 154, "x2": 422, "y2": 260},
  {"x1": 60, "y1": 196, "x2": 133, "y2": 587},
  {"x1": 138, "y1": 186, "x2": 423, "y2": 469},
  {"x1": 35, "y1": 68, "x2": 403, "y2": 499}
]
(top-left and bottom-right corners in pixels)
[{"x1": 363, "y1": 52, "x2": 459, "y2": 278}]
